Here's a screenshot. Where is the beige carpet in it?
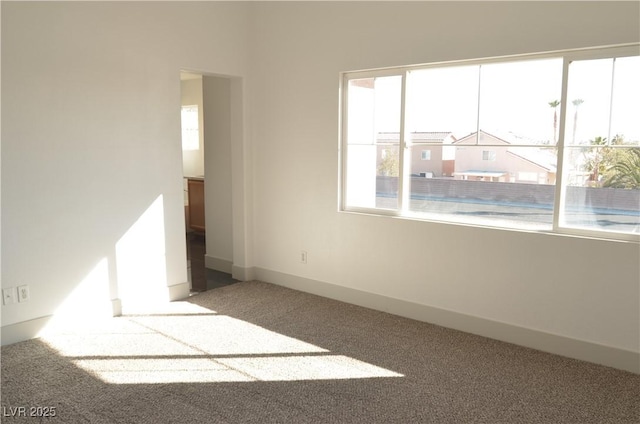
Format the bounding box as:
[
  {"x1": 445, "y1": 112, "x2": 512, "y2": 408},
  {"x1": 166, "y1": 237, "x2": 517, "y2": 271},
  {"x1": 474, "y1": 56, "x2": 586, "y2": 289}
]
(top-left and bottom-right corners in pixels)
[{"x1": 2, "y1": 281, "x2": 639, "y2": 423}]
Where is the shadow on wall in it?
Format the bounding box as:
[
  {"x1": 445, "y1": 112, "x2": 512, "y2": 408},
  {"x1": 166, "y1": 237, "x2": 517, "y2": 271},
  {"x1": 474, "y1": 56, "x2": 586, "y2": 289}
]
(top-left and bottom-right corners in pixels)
[
  {"x1": 48, "y1": 195, "x2": 174, "y2": 331},
  {"x1": 2, "y1": 194, "x2": 181, "y2": 344}
]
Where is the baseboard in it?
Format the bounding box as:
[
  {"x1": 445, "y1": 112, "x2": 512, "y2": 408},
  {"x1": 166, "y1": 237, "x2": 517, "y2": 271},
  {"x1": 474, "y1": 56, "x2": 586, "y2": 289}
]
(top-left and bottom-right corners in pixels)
[
  {"x1": 2, "y1": 298, "x2": 124, "y2": 346},
  {"x1": 167, "y1": 282, "x2": 190, "y2": 301},
  {"x1": 111, "y1": 298, "x2": 122, "y2": 316},
  {"x1": 1, "y1": 316, "x2": 53, "y2": 346},
  {"x1": 205, "y1": 255, "x2": 233, "y2": 274},
  {"x1": 3, "y1": 284, "x2": 190, "y2": 346},
  {"x1": 254, "y1": 267, "x2": 640, "y2": 374},
  {"x1": 232, "y1": 265, "x2": 256, "y2": 281}
]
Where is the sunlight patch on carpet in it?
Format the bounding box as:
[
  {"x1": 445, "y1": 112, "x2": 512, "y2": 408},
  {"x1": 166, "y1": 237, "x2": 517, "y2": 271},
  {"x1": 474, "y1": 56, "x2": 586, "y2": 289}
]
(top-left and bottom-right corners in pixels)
[
  {"x1": 70, "y1": 354, "x2": 403, "y2": 384},
  {"x1": 217, "y1": 355, "x2": 404, "y2": 381},
  {"x1": 72, "y1": 358, "x2": 254, "y2": 384},
  {"x1": 128, "y1": 315, "x2": 329, "y2": 355},
  {"x1": 42, "y1": 304, "x2": 403, "y2": 384}
]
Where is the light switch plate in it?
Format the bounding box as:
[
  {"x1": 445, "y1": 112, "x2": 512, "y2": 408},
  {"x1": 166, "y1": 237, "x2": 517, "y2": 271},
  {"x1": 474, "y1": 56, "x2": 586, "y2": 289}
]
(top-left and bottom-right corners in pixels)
[{"x1": 3, "y1": 288, "x2": 16, "y2": 305}]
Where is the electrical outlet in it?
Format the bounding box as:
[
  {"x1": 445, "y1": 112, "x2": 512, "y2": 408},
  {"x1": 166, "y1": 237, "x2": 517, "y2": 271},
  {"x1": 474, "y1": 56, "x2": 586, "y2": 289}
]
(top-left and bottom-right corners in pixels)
[
  {"x1": 300, "y1": 250, "x2": 308, "y2": 264},
  {"x1": 17, "y1": 285, "x2": 30, "y2": 303},
  {"x1": 2, "y1": 288, "x2": 16, "y2": 305}
]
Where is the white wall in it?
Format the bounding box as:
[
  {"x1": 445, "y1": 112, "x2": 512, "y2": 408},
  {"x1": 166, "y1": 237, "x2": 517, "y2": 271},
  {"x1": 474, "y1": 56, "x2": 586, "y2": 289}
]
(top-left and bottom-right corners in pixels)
[
  {"x1": 1, "y1": 1, "x2": 249, "y2": 337},
  {"x1": 203, "y1": 76, "x2": 234, "y2": 272},
  {"x1": 247, "y1": 2, "x2": 640, "y2": 370}
]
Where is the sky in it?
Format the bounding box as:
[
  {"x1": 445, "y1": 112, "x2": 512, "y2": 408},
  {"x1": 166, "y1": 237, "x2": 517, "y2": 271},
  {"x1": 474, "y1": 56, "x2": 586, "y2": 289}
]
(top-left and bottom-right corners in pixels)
[{"x1": 364, "y1": 56, "x2": 639, "y2": 146}]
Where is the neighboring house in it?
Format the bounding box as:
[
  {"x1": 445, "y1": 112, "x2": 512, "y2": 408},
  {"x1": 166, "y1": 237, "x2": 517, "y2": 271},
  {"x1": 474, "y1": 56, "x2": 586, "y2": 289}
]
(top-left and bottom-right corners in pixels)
[
  {"x1": 453, "y1": 130, "x2": 557, "y2": 184},
  {"x1": 377, "y1": 132, "x2": 457, "y2": 177}
]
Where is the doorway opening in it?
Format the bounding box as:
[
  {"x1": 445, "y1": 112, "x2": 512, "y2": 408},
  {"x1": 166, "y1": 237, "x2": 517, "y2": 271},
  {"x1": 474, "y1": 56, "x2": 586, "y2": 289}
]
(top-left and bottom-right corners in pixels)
[{"x1": 180, "y1": 71, "x2": 240, "y2": 292}]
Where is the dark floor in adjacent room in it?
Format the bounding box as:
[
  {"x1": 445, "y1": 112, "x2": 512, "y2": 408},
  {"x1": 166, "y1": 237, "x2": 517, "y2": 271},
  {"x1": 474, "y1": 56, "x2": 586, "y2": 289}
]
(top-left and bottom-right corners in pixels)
[{"x1": 186, "y1": 232, "x2": 238, "y2": 293}]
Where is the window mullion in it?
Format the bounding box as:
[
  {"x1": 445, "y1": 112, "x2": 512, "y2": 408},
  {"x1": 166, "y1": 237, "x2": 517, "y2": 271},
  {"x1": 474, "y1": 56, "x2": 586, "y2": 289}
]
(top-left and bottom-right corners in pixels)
[
  {"x1": 606, "y1": 58, "x2": 616, "y2": 145},
  {"x1": 552, "y1": 57, "x2": 571, "y2": 231},
  {"x1": 339, "y1": 75, "x2": 349, "y2": 211},
  {"x1": 398, "y1": 71, "x2": 410, "y2": 213},
  {"x1": 475, "y1": 65, "x2": 482, "y2": 145}
]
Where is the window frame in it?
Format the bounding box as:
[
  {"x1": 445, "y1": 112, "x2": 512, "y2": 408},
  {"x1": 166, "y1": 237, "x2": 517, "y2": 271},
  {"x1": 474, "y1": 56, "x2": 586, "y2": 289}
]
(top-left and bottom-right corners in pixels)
[
  {"x1": 339, "y1": 43, "x2": 640, "y2": 242},
  {"x1": 181, "y1": 104, "x2": 200, "y2": 151}
]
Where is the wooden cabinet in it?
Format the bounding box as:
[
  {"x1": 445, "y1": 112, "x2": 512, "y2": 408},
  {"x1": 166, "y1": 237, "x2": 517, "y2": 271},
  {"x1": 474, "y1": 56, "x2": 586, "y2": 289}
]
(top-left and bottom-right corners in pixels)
[{"x1": 187, "y1": 178, "x2": 205, "y2": 232}]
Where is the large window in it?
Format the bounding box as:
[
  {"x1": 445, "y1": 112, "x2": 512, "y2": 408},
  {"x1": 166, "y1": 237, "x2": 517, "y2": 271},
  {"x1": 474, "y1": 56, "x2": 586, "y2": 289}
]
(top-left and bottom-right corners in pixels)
[{"x1": 341, "y1": 45, "x2": 639, "y2": 240}]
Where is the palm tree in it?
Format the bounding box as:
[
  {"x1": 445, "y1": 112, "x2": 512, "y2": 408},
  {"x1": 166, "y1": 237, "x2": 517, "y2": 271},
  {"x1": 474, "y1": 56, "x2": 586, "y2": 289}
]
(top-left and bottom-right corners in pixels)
[
  {"x1": 548, "y1": 100, "x2": 560, "y2": 144},
  {"x1": 377, "y1": 148, "x2": 399, "y2": 177},
  {"x1": 603, "y1": 147, "x2": 640, "y2": 189},
  {"x1": 583, "y1": 135, "x2": 628, "y2": 187},
  {"x1": 571, "y1": 99, "x2": 584, "y2": 144},
  {"x1": 583, "y1": 136, "x2": 607, "y2": 185}
]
